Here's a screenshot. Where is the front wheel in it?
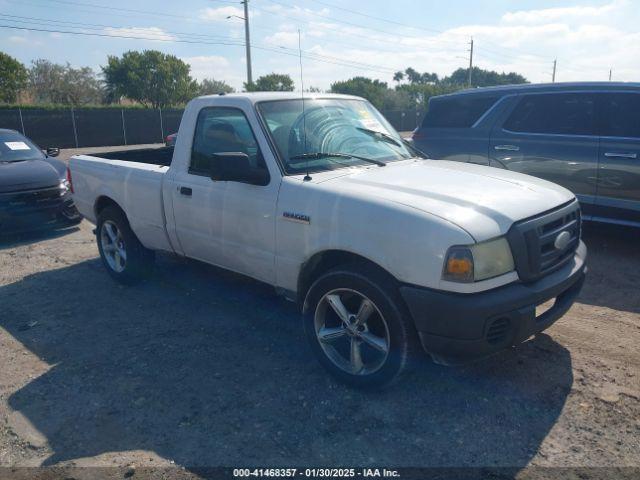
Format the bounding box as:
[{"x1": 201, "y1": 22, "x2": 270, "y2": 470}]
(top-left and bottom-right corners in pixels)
[
  {"x1": 303, "y1": 267, "x2": 418, "y2": 389},
  {"x1": 96, "y1": 206, "x2": 154, "y2": 285}
]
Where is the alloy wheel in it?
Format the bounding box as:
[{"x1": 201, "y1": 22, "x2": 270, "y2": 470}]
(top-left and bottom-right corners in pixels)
[
  {"x1": 314, "y1": 288, "x2": 390, "y2": 375},
  {"x1": 100, "y1": 220, "x2": 127, "y2": 273}
]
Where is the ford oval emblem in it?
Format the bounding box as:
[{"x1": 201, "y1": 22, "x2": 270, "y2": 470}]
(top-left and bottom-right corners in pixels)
[{"x1": 554, "y1": 231, "x2": 572, "y2": 251}]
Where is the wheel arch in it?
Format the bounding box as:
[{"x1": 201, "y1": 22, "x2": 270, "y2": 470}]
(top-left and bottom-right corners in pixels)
[
  {"x1": 297, "y1": 249, "x2": 399, "y2": 306},
  {"x1": 94, "y1": 196, "x2": 127, "y2": 222}
]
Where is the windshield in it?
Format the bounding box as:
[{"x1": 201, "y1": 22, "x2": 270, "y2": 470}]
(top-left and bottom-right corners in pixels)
[
  {"x1": 0, "y1": 131, "x2": 45, "y2": 162},
  {"x1": 257, "y1": 98, "x2": 413, "y2": 174}
]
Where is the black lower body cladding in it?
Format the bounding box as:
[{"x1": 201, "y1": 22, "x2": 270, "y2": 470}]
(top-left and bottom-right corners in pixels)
[{"x1": 400, "y1": 241, "x2": 587, "y2": 364}]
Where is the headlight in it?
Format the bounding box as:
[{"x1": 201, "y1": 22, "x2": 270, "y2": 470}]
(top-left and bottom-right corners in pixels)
[
  {"x1": 443, "y1": 237, "x2": 515, "y2": 283},
  {"x1": 59, "y1": 179, "x2": 70, "y2": 195}
]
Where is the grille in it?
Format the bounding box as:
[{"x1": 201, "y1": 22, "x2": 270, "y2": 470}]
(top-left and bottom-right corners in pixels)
[
  {"x1": 507, "y1": 201, "x2": 581, "y2": 282},
  {"x1": 0, "y1": 186, "x2": 64, "y2": 216},
  {"x1": 486, "y1": 317, "x2": 511, "y2": 345}
]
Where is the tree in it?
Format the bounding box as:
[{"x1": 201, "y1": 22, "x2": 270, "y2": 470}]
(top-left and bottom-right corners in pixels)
[
  {"x1": 198, "y1": 78, "x2": 234, "y2": 95},
  {"x1": 330, "y1": 77, "x2": 389, "y2": 109},
  {"x1": 404, "y1": 67, "x2": 422, "y2": 84},
  {"x1": 28, "y1": 59, "x2": 104, "y2": 105},
  {"x1": 103, "y1": 50, "x2": 198, "y2": 108},
  {"x1": 393, "y1": 71, "x2": 404, "y2": 83},
  {"x1": 330, "y1": 76, "x2": 412, "y2": 111},
  {"x1": 444, "y1": 67, "x2": 528, "y2": 88},
  {"x1": 396, "y1": 82, "x2": 458, "y2": 109},
  {"x1": 0, "y1": 52, "x2": 28, "y2": 103},
  {"x1": 245, "y1": 73, "x2": 294, "y2": 92},
  {"x1": 420, "y1": 72, "x2": 439, "y2": 84}
]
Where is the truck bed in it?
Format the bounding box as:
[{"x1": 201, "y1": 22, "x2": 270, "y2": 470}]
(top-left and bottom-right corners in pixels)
[
  {"x1": 69, "y1": 151, "x2": 174, "y2": 253},
  {"x1": 92, "y1": 146, "x2": 174, "y2": 167}
]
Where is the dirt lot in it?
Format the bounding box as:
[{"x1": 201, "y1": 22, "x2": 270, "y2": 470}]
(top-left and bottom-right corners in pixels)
[{"x1": 0, "y1": 148, "x2": 638, "y2": 475}]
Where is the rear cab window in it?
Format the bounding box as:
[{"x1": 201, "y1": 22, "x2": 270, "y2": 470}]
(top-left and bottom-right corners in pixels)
[
  {"x1": 504, "y1": 93, "x2": 596, "y2": 136},
  {"x1": 422, "y1": 95, "x2": 501, "y2": 129}
]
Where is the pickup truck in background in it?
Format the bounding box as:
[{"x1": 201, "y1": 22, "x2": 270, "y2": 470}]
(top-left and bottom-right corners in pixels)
[{"x1": 69, "y1": 92, "x2": 587, "y2": 388}]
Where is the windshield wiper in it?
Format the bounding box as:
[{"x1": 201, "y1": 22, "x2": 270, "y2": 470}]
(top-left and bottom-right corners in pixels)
[
  {"x1": 402, "y1": 138, "x2": 429, "y2": 159},
  {"x1": 289, "y1": 152, "x2": 386, "y2": 167},
  {"x1": 355, "y1": 127, "x2": 402, "y2": 147}
]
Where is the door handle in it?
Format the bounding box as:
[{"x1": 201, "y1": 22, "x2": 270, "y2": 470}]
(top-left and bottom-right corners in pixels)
[
  {"x1": 494, "y1": 145, "x2": 520, "y2": 152},
  {"x1": 604, "y1": 152, "x2": 637, "y2": 159},
  {"x1": 179, "y1": 186, "x2": 193, "y2": 196}
]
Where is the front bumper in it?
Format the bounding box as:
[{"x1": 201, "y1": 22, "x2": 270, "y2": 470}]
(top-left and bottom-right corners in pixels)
[
  {"x1": 400, "y1": 241, "x2": 587, "y2": 364},
  {"x1": 0, "y1": 189, "x2": 81, "y2": 235}
]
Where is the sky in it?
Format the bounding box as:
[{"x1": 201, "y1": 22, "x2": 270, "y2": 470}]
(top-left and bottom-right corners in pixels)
[{"x1": 1, "y1": 0, "x2": 639, "y2": 91}]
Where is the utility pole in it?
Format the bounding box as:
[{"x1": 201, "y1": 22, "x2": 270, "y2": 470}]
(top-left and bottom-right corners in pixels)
[
  {"x1": 242, "y1": 0, "x2": 253, "y2": 86},
  {"x1": 468, "y1": 37, "x2": 474, "y2": 87},
  {"x1": 609, "y1": 69, "x2": 612, "y2": 81},
  {"x1": 552, "y1": 59, "x2": 557, "y2": 83}
]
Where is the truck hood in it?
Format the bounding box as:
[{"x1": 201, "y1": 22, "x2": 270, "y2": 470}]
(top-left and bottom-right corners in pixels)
[
  {"x1": 324, "y1": 160, "x2": 575, "y2": 241},
  {"x1": 0, "y1": 158, "x2": 64, "y2": 193}
]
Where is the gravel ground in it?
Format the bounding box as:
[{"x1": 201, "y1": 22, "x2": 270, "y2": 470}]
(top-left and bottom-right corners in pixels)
[{"x1": 0, "y1": 146, "x2": 638, "y2": 477}]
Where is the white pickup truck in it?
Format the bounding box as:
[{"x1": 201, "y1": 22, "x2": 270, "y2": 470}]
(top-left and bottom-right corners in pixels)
[{"x1": 69, "y1": 92, "x2": 587, "y2": 388}]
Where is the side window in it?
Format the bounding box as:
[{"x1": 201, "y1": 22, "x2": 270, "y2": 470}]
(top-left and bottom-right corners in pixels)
[
  {"x1": 190, "y1": 107, "x2": 265, "y2": 175},
  {"x1": 504, "y1": 93, "x2": 595, "y2": 136},
  {"x1": 603, "y1": 93, "x2": 640, "y2": 138},
  {"x1": 422, "y1": 95, "x2": 500, "y2": 128}
]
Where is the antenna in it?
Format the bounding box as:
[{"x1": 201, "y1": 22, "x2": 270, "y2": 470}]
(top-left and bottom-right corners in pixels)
[{"x1": 298, "y1": 28, "x2": 311, "y2": 181}]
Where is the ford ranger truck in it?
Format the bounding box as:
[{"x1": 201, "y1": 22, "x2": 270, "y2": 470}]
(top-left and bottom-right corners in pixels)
[{"x1": 68, "y1": 93, "x2": 587, "y2": 389}]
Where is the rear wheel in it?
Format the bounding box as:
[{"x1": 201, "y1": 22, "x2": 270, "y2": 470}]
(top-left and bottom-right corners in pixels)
[
  {"x1": 96, "y1": 206, "x2": 154, "y2": 284},
  {"x1": 303, "y1": 266, "x2": 418, "y2": 389}
]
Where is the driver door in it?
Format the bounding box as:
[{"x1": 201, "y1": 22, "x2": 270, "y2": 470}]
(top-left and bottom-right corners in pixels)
[{"x1": 170, "y1": 106, "x2": 279, "y2": 283}]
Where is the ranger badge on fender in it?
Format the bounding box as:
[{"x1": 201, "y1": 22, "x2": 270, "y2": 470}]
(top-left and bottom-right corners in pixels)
[{"x1": 283, "y1": 212, "x2": 311, "y2": 224}]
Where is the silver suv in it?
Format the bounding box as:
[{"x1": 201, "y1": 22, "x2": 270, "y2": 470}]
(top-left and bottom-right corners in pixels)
[{"x1": 412, "y1": 82, "x2": 640, "y2": 227}]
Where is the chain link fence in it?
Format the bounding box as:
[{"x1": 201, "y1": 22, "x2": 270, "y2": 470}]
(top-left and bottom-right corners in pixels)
[
  {"x1": 382, "y1": 110, "x2": 425, "y2": 132},
  {"x1": 0, "y1": 107, "x2": 424, "y2": 148},
  {"x1": 0, "y1": 107, "x2": 182, "y2": 149}
]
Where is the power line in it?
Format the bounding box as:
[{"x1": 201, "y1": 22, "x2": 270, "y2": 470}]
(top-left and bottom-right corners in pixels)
[
  {"x1": 0, "y1": 22, "x2": 401, "y2": 75},
  {"x1": 0, "y1": 14, "x2": 242, "y2": 42},
  {"x1": 0, "y1": 14, "x2": 411, "y2": 73},
  {"x1": 5, "y1": 0, "x2": 469, "y2": 65},
  {"x1": 261, "y1": 0, "x2": 552, "y2": 62},
  {"x1": 264, "y1": 0, "x2": 433, "y2": 40},
  {"x1": 253, "y1": 7, "x2": 461, "y2": 49},
  {"x1": 474, "y1": 47, "x2": 549, "y2": 67},
  {"x1": 19, "y1": 0, "x2": 194, "y2": 20},
  {"x1": 10, "y1": 0, "x2": 556, "y2": 64},
  {"x1": 7, "y1": 0, "x2": 607, "y2": 80},
  {"x1": 308, "y1": 0, "x2": 453, "y2": 35},
  {"x1": 0, "y1": 23, "x2": 245, "y2": 45}
]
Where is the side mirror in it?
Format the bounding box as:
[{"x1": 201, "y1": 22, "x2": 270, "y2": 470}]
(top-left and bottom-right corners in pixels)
[
  {"x1": 46, "y1": 147, "x2": 60, "y2": 157},
  {"x1": 210, "y1": 152, "x2": 269, "y2": 186}
]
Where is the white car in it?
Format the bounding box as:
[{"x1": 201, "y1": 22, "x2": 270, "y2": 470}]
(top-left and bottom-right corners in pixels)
[{"x1": 68, "y1": 92, "x2": 587, "y2": 388}]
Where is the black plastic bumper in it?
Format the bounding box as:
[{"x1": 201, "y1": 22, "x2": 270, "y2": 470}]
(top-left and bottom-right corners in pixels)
[
  {"x1": 0, "y1": 194, "x2": 80, "y2": 235},
  {"x1": 400, "y1": 241, "x2": 587, "y2": 364}
]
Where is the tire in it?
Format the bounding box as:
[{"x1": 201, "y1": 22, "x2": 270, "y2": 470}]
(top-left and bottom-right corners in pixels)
[
  {"x1": 303, "y1": 265, "x2": 419, "y2": 389},
  {"x1": 96, "y1": 206, "x2": 154, "y2": 285}
]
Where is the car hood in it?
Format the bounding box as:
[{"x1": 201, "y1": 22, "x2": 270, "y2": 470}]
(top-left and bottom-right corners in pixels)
[
  {"x1": 323, "y1": 159, "x2": 575, "y2": 241},
  {"x1": 0, "y1": 158, "x2": 64, "y2": 193}
]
